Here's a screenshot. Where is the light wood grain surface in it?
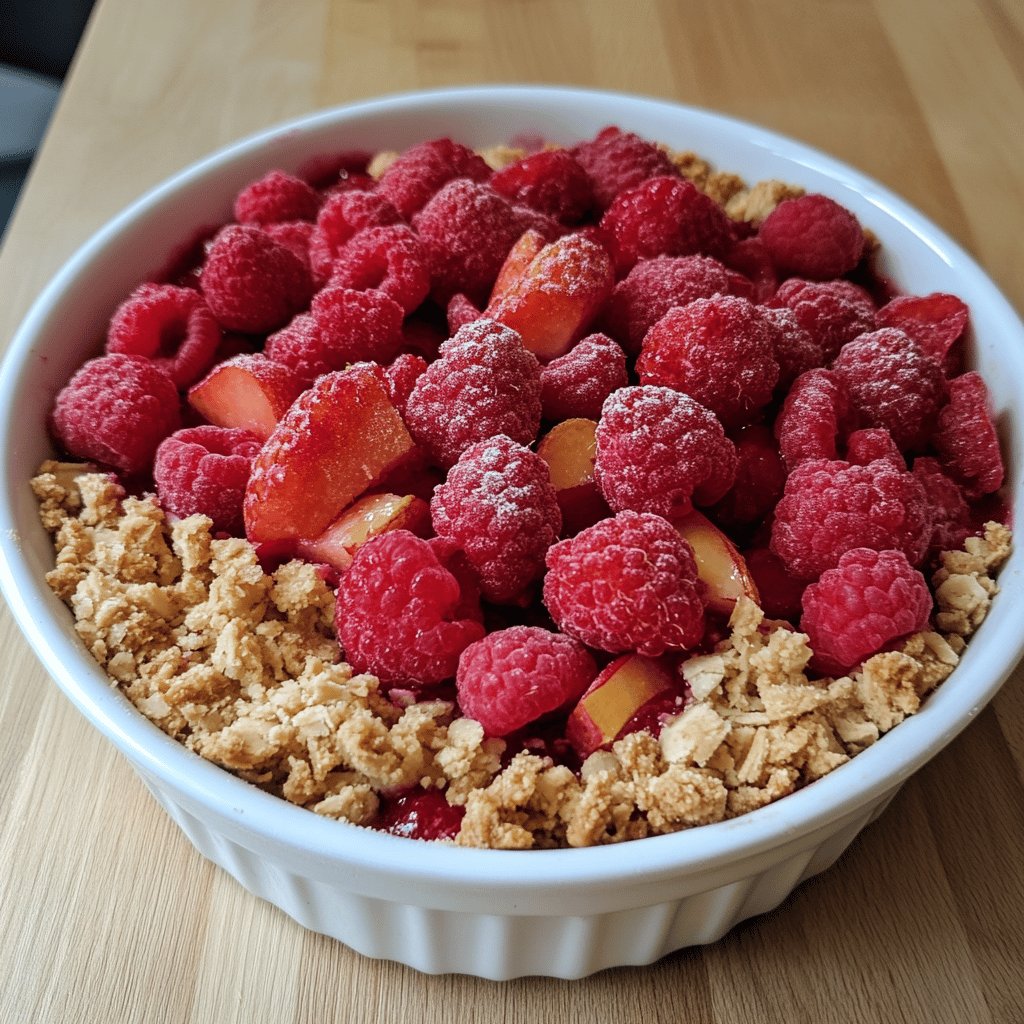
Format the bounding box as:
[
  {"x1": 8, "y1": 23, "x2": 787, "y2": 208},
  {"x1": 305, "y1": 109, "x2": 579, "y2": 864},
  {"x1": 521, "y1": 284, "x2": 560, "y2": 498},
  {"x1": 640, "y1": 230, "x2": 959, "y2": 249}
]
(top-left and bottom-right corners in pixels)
[{"x1": 2, "y1": 1, "x2": 1023, "y2": 1021}]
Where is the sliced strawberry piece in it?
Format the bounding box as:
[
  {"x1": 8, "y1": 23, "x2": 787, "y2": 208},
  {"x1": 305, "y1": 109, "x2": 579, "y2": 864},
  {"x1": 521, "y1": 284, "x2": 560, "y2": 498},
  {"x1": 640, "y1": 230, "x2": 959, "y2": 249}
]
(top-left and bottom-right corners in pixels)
[{"x1": 489, "y1": 228, "x2": 548, "y2": 305}]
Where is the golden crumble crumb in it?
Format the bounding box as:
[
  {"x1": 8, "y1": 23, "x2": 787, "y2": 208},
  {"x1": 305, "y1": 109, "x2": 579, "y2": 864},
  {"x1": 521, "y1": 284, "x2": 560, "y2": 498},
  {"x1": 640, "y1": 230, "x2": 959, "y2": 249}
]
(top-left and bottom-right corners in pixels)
[
  {"x1": 725, "y1": 179, "x2": 805, "y2": 226},
  {"x1": 366, "y1": 150, "x2": 399, "y2": 179},
  {"x1": 476, "y1": 144, "x2": 528, "y2": 171}
]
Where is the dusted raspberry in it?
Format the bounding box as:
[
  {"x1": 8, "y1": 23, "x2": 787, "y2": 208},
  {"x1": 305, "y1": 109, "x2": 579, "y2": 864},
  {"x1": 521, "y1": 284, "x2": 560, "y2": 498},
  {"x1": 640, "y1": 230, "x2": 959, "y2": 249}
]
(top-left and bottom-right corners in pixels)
[
  {"x1": 329, "y1": 224, "x2": 431, "y2": 313},
  {"x1": 933, "y1": 371, "x2": 1005, "y2": 498},
  {"x1": 571, "y1": 126, "x2": 678, "y2": 210},
  {"x1": 233, "y1": 169, "x2": 320, "y2": 225},
  {"x1": 107, "y1": 282, "x2": 221, "y2": 387},
  {"x1": 912, "y1": 456, "x2": 972, "y2": 558},
  {"x1": 761, "y1": 306, "x2": 825, "y2": 389},
  {"x1": 336, "y1": 530, "x2": 485, "y2": 687},
  {"x1": 723, "y1": 237, "x2": 778, "y2": 303},
  {"x1": 456, "y1": 626, "x2": 596, "y2": 736},
  {"x1": 413, "y1": 180, "x2": 553, "y2": 305},
  {"x1": 153, "y1": 425, "x2": 262, "y2": 534},
  {"x1": 602, "y1": 254, "x2": 736, "y2": 355},
  {"x1": 383, "y1": 353, "x2": 428, "y2": 417},
  {"x1": 308, "y1": 189, "x2": 402, "y2": 284},
  {"x1": 539, "y1": 333, "x2": 628, "y2": 421},
  {"x1": 378, "y1": 137, "x2": 492, "y2": 219},
  {"x1": 875, "y1": 292, "x2": 969, "y2": 365},
  {"x1": 599, "y1": 177, "x2": 734, "y2": 274},
  {"x1": 845, "y1": 428, "x2": 905, "y2": 469},
  {"x1": 376, "y1": 789, "x2": 464, "y2": 841},
  {"x1": 405, "y1": 319, "x2": 542, "y2": 467},
  {"x1": 801, "y1": 548, "x2": 932, "y2": 675},
  {"x1": 431, "y1": 435, "x2": 561, "y2": 603},
  {"x1": 637, "y1": 295, "x2": 780, "y2": 427},
  {"x1": 490, "y1": 148, "x2": 594, "y2": 223},
  {"x1": 759, "y1": 193, "x2": 865, "y2": 280},
  {"x1": 51, "y1": 353, "x2": 181, "y2": 474},
  {"x1": 744, "y1": 547, "x2": 806, "y2": 622},
  {"x1": 200, "y1": 224, "x2": 312, "y2": 334},
  {"x1": 774, "y1": 368, "x2": 852, "y2": 471},
  {"x1": 594, "y1": 386, "x2": 737, "y2": 519},
  {"x1": 447, "y1": 293, "x2": 482, "y2": 334},
  {"x1": 264, "y1": 314, "x2": 326, "y2": 383},
  {"x1": 710, "y1": 425, "x2": 786, "y2": 529},
  {"x1": 770, "y1": 458, "x2": 932, "y2": 580},
  {"x1": 832, "y1": 328, "x2": 947, "y2": 452},
  {"x1": 263, "y1": 220, "x2": 314, "y2": 272},
  {"x1": 768, "y1": 278, "x2": 876, "y2": 361},
  {"x1": 543, "y1": 510, "x2": 706, "y2": 656}
]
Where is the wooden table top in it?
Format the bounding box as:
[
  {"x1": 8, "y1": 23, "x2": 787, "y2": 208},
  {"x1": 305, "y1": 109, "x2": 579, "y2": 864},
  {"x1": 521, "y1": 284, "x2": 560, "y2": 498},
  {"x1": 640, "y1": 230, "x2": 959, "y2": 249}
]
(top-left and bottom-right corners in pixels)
[{"x1": 2, "y1": 1, "x2": 1023, "y2": 1020}]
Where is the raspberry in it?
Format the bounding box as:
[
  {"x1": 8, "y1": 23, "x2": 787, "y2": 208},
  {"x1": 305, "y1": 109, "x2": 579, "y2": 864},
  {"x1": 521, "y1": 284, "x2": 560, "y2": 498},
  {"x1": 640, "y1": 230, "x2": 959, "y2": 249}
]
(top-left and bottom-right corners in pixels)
[
  {"x1": 832, "y1": 328, "x2": 947, "y2": 452},
  {"x1": 875, "y1": 292, "x2": 969, "y2": 365},
  {"x1": 770, "y1": 458, "x2": 931, "y2": 580},
  {"x1": 800, "y1": 548, "x2": 932, "y2": 675},
  {"x1": 262, "y1": 220, "x2": 314, "y2": 272},
  {"x1": 431, "y1": 435, "x2": 561, "y2": 603},
  {"x1": 378, "y1": 137, "x2": 492, "y2": 219},
  {"x1": 710, "y1": 425, "x2": 786, "y2": 529},
  {"x1": 335, "y1": 530, "x2": 485, "y2": 687},
  {"x1": 50, "y1": 354, "x2": 181, "y2": 474},
  {"x1": 404, "y1": 319, "x2": 542, "y2": 467},
  {"x1": 637, "y1": 295, "x2": 780, "y2": 427},
  {"x1": 490, "y1": 148, "x2": 594, "y2": 223},
  {"x1": 594, "y1": 386, "x2": 737, "y2": 519},
  {"x1": 153, "y1": 425, "x2": 262, "y2": 534},
  {"x1": 446, "y1": 293, "x2": 482, "y2": 334},
  {"x1": 768, "y1": 278, "x2": 876, "y2": 361},
  {"x1": 376, "y1": 789, "x2": 464, "y2": 841},
  {"x1": 912, "y1": 456, "x2": 972, "y2": 559},
  {"x1": 106, "y1": 283, "x2": 221, "y2": 387},
  {"x1": 539, "y1": 333, "x2": 628, "y2": 421},
  {"x1": 774, "y1": 369, "x2": 852, "y2": 471},
  {"x1": 543, "y1": 510, "x2": 706, "y2": 656},
  {"x1": 759, "y1": 193, "x2": 865, "y2": 280},
  {"x1": 328, "y1": 224, "x2": 431, "y2": 313},
  {"x1": 200, "y1": 224, "x2": 312, "y2": 334},
  {"x1": 382, "y1": 353, "x2": 427, "y2": 417},
  {"x1": 455, "y1": 626, "x2": 596, "y2": 736},
  {"x1": 413, "y1": 180, "x2": 554, "y2": 306},
  {"x1": 722, "y1": 237, "x2": 778, "y2": 303},
  {"x1": 845, "y1": 428, "x2": 905, "y2": 469},
  {"x1": 760, "y1": 306, "x2": 825, "y2": 389},
  {"x1": 601, "y1": 254, "x2": 736, "y2": 355},
  {"x1": 233, "y1": 169, "x2": 320, "y2": 225},
  {"x1": 571, "y1": 126, "x2": 679, "y2": 210},
  {"x1": 743, "y1": 547, "x2": 806, "y2": 622},
  {"x1": 599, "y1": 177, "x2": 734, "y2": 274},
  {"x1": 933, "y1": 371, "x2": 1005, "y2": 498},
  {"x1": 308, "y1": 189, "x2": 402, "y2": 285}
]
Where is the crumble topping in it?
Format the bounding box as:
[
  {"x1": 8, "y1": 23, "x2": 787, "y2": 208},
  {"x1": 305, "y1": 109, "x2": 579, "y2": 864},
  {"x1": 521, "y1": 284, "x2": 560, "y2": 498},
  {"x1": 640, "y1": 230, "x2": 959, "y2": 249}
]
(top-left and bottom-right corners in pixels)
[{"x1": 31, "y1": 462, "x2": 1010, "y2": 849}]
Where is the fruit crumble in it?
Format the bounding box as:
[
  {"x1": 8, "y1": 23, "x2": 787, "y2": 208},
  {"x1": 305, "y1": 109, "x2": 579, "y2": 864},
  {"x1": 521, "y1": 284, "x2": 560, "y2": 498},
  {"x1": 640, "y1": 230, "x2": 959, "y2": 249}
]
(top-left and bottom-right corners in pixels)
[{"x1": 34, "y1": 128, "x2": 1011, "y2": 848}]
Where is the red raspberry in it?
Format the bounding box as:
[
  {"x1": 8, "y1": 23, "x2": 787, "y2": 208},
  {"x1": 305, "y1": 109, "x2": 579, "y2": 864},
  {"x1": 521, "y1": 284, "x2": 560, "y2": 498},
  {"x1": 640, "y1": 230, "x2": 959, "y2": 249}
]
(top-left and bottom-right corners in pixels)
[
  {"x1": 601, "y1": 254, "x2": 737, "y2": 355},
  {"x1": 456, "y1": 626, "x2": 596, "y2": 736},
  {"x1": 404, "y1": 319, "x2": 542, "y2": 467},
  {"x1": 413, "y1": 180, "x2": 555, "y2": 305},
  {"x1": 378, "y1": 137, "x2": 492, "y2": 219},
  {"x1": 760, "y1": 306, "x2": 825, "y2": 389},
  {"x1": 801, "y1": 548, "x2": 932, "y2": 676},
  {"x1": 774, "y1": 368, "x2": 852, "y2": 471},
  {"x1": 832, "y1": 328, "x2": 947, "y2": 452},
  {"x1": 544, "y1": 510, "x2": 706, "y2": 656},
  {"x1": 446, "y1": 293, "x2": 482, "y2": 333},
  {"x1": 912, "y1": 457, "x2": 972, "y2": 558},
  {"x1": 845, "y1": 428, "x2": 905, "y2": 469},
  {"x1": 571, "y1": 126, "x2": 679, "y2": 210},
  {"x1": 539, "y1": 333, "x2": 628, "y2": 421},
  {"x1": 262, "y1": 220, "x2": 314, "y2": 273},
  {"x1": 770, "y1": 458, "x2": 931, "y2": 580},
  {"x1": 710, "y1": 425, "x2": 786, "y2": 529},
  {"x1": 768, "y1": 278, "x2": 876, "y2": 361},
  {"x1": 200, "y1": 224, "x2": 312, "y2": 334},
  {"x1": 376, "y1": 790, "x2": 464, "y2": 841},
  {"x1": 153, "y1": 425, "x2": 262, "y2": 534},
  {"x1": 107, "y1": 283, "x2": 221, "y2": 387},
  {"x1": 594, "y1": 386, "x2": 737, "y2": 519},
  {"x1": 383, "y1": 353, "x2": 427, "y2": 417},
  {"x1": 328, "y1": 224, "x2": 431, "y2": 314},
  {"x1": 743, "y1": 547, "x2": 806, "y2": 622},
  {"x1": 933, "y1": 371, "x2": 1005, "y2": 498},
  {"x1": 233, "y1": 169, "x2": 320, "y2": 225},
  {"x1": 308, "y1": 189, "x2": 402, "y2": 285},
  {"x1": 875, "y1": 292, "x2": 969, "y2": 366},
  {"x1": 51, "y1": 354, "x2": 181, "y2": 475},
  {"x1": 490, "y1": 148, "x2": 594, "y2": 223},
  {"x1": 335, "y1": 530, "x2": 485, "y2": 688},
  {"x1": 637, "y1": 295, "x2": 780, "y2": 427},
  {"x1": 431, "y1": 435, "x2": 561, "y2": 603},
  {"x1": 599, "y1": 177, "x2": 734, "y2": 274},
  {"x1": 759, "y1": 193, "x2": 865, "y2": 280},
  {"x1": 722, "y1": 237, "x2": 778, "y2": 303}
]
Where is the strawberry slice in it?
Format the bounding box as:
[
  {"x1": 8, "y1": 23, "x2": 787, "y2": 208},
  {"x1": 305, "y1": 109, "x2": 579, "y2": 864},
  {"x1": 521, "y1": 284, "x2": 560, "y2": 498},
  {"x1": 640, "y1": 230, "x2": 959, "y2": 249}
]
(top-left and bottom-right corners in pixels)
[
  {"x1": 243, "y1": 367, "x2": 414, "y2": 543},
  {"x1": 488, "y1": 228, "x2": 547, "y2": 305}
]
